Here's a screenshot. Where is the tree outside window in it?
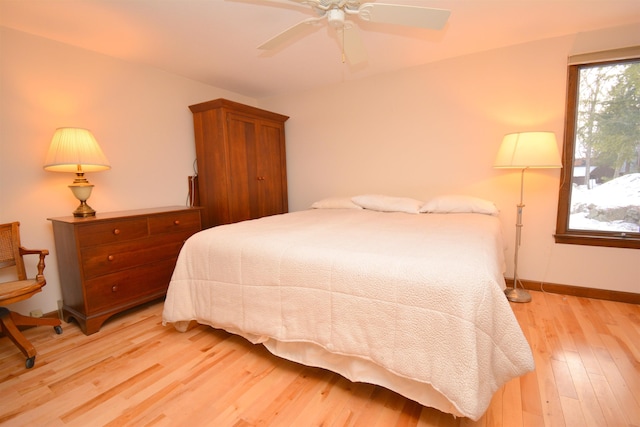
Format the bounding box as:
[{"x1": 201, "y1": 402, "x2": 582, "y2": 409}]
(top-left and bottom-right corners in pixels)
[{"x1": 555, "y1": 54, "x2": 640, "y2": 249}]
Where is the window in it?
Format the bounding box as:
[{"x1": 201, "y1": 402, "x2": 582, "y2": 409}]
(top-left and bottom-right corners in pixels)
[{"x1": 555, "y1": 47, "x2": 640, "y2": 249}]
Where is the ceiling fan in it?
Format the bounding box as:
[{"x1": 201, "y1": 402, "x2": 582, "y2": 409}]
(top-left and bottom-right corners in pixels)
[{"x1": 257, "y1": 0, "x2": 451, "y2": 65}]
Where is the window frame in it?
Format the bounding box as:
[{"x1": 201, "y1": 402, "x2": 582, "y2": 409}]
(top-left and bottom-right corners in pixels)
[{"x1": 554, "y1": 49, "x2": 640, "y2": 249}]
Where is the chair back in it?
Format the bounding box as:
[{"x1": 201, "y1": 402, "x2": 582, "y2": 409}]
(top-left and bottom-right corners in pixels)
[{"x1": 0, "y1": 222, "x2": 27, "y2": 280}]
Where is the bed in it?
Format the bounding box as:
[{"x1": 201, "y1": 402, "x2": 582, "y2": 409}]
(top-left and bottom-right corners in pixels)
[{"x1": 162, "y1": 195, "x2": 535, "y2": 421}]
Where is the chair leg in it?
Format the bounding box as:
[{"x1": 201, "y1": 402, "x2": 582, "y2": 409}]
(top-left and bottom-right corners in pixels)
[
  {"x1": 8, "y1": 311, "x2": 61, "y2": 328},
  {"x1": 0, "y1": 309, "x2": 37, "y2": 360},
  {"x1": 0, "y1": 308, "x2": 62, "y2": 368}
]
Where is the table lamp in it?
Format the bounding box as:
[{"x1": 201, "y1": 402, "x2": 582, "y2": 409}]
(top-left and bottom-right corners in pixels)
[{"x1": 44, "y1": 127, "x2": 111, "y2": 217}]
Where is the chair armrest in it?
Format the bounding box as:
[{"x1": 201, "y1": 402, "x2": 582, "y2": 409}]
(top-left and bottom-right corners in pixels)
[{"x1": 19, "y1": 247, "x2": 49, "y2": 281}]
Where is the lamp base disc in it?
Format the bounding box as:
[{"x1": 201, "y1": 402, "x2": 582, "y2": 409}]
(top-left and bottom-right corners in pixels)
[
  {"x1": 504, "y1": 287, "x2": 532, "y2": 303},
  {"x1": 73, "y1": 201, "x2": 96, "y2": 218}
]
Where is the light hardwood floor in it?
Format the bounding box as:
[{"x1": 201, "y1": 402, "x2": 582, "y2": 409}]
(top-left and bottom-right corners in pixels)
[{"x1": 1, "y1": 290, "x2": 638, "y2": 426}]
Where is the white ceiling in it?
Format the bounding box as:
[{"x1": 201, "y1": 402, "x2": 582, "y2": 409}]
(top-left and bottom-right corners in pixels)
[{"x1": 1, "y1": 0, "x2": 639, "y2": 98}]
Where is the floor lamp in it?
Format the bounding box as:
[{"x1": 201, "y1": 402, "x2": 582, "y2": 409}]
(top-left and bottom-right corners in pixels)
[{"x1": 494, "y1": 132, "x2": 562, "y2": 303}]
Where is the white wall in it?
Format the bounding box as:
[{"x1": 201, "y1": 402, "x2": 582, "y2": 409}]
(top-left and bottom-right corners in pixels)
[
  {"x1": 0, "y1": 28, "x2": 257, "y2": 314},
  {"x1": 261, "y1": 24, "x2": 640, "y2": 295}
]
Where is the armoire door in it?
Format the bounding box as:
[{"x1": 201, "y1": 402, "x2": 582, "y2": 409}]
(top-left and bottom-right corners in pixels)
[
  {"x1": 255, "y1": 119, "x2": 287, "y2": 218},
  {"x1": 226, "y1": 113, "x2": 256, "y2": 223},
  {"x1": 226, "y1": 113, "x2": 288, "y2": 223}
]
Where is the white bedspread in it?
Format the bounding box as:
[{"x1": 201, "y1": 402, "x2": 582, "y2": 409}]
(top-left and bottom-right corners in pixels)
[{"x1": 162, "y1": 209, "x2": 534, "y2": 420}]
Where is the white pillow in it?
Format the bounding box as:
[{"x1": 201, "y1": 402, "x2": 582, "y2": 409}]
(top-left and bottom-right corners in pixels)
[
  {"x1": 351, "y1": 194, "x2": 423, "y2": 214},
  {"x1": 311, "y1": 197, "x2": 363, "y2": 209},
  {"x1": 419, "y1": 195, "x2": 499, "y2": 215}
]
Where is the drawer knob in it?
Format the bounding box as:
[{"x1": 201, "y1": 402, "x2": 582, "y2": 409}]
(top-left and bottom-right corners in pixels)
[
  {"x1": 107, "y1": 255, "x2": 114, "y2": 262},
  {"x1": 113, "y1": 228, "x2": 121, "y2": 235},
  {"x1": 111, "y1": 285, "x2": 118, "y2": 292},
  {"x1": 174, "y1": 220, "x2": 180, "y2": 226}
]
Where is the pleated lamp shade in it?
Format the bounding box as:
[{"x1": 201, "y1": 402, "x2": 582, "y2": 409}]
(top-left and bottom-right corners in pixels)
[{"x1": 43, "y1": 128, "x2": 110, "y2": 173}]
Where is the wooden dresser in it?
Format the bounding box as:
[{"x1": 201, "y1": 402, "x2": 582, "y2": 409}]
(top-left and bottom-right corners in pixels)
[{"x1": 48, "y1": 206, "x2": 202, "y2": 335}]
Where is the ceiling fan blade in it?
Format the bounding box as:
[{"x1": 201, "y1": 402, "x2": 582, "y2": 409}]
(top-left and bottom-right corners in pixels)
[
  {"x1": 358, "y1": 3, "x2": 450, "y2": 30},
  {"x1": 258, "y1": 16, "x2": 323, "y2": 50},
  {"x1": 338, "y1": 26, "x2": 367, "y2": 65}
]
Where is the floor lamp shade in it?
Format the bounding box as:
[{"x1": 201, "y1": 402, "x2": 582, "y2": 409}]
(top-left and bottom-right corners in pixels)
[
  {"x1": 494, "y1": 131, "x2": 562, "y2": 169},
  {"x1": 43, "y1": 128, "x2": 111, "y2": 217},
  {"x1": 494, "y1": 131, "x2": 562, "y2": 302}
]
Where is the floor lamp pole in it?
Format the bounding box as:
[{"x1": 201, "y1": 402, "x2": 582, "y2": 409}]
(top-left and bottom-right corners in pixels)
[{"x1": 505, "y1": 167, "x2": 532, "y2": 303}]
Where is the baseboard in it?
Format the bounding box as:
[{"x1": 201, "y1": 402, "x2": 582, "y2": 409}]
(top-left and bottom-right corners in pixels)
[{"x1": 505, "y1": 278, "x2": 640, "y2": 305}]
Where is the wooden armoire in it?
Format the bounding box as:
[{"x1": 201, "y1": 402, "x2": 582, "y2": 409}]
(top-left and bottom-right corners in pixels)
[{"x1": 189, "y1": 98, "x2": 289, "y2": 229}]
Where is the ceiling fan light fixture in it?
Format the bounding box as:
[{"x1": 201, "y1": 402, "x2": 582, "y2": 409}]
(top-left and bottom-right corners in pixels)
[{"x1": 327, "y1": 8, "x2": 345, "y2": 28}]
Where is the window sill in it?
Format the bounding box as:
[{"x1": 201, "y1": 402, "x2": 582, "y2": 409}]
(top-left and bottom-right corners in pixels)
[{"x1": 554, "y1": 233, "x2": 640, "y2": 249}]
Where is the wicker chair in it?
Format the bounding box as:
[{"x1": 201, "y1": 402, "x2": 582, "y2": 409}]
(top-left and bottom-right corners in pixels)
[{"x1": 0, "y1": 222, "x2": 62, "y2": 368}]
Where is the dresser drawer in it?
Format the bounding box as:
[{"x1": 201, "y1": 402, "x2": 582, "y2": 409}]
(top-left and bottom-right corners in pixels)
[
  {"x1": 84, "y1": 258, "x2": 177, "y2": 313},
  {"x1": 149, "y1": 210, "x2": 201, "y2": 235},
  {"x1": 81, "y1": 230, "x2": 193, "y2": 279},
  {"x1": 77, "y1": 218, "x2": 148, "y2": 248}
]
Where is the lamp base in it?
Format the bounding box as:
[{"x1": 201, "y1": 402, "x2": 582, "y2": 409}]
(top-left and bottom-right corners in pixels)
[
  {"x1": 68, "y1": 181, "x2": 96, "y2": 217},
  {"x1": 504, "y1": 287, "x2": 532, "y2": 303},
  {"x1": 73, "y1": 201, "x2": 96, "y2": 218}
]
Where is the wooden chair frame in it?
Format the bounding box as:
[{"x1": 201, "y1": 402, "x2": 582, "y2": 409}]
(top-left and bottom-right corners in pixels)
[{"x1": 0, "y1": 222, "x2": 62, "y2": 368}]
